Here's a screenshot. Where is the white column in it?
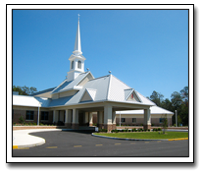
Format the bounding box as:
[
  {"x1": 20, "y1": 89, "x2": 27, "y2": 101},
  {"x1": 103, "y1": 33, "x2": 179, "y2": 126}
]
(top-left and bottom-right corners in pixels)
[
  {"x1": 104, "y1": 104, "x2": 113, "y2": 132},
  {"x1": 72, "y1": 109, "x2": 79, "y2": 124},
  {"x1": 65, "y1": 109, "x2": 72, "y2": 124},
  {"x1": 89, "y1": 112, "x2": 93, "y2": 126},
  {"x1": 112, "y1": 110, "x2": 116, "y2": 125},
  {"x1": 144, "y1": 108, "x2": 151, "y2": 129},
  {"x1": 53, "y1": 110, "x2": 59, "y2": 123},
  {"x1": 104, "y1": 104, "x2": 112, "y2": 125}
]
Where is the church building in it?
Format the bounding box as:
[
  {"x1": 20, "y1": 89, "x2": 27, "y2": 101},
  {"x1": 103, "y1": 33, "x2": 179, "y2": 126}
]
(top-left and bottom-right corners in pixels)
[{"x1": 13, "y1": 18, "x2": 173, "y2": 132}]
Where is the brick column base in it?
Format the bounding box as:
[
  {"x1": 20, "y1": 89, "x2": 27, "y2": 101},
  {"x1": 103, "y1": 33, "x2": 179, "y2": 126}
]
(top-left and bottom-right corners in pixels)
[
  {"x1": 104, "y1": 124, "x2": 115, "y2": 133},
  {"x1": 65, "y1": 123, "x2": 72, "y2": 128},
  {"x1": 143, "y1": 124, "x2": 151, "y2": 130},
  {"x1": 72, "y1": 123, "x2": 79, "y2": 130}
]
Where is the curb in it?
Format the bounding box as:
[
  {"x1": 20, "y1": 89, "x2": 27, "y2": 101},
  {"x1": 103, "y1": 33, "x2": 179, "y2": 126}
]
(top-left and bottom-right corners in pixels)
[
  {"x1": 168, "y1": 138, "x2": 188, "y2": 141},
  {"x1": 91, "y1": 133, "x2": 188, "y2": 141},
  {"x1": 13, "y1": 128, "x2": 66, "y2": 149},
  {"x1": 13, "y1": 137, "x2": 46, "y2": 149}
]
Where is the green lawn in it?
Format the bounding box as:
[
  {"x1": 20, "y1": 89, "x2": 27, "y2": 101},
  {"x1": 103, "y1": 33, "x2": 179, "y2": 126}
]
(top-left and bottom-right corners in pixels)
[{"x1": 94, "y1": 132, "x2": 188, "y2": 140}]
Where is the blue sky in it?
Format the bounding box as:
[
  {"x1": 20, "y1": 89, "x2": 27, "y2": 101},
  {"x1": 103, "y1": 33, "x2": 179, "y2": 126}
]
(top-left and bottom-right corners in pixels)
[{"x1": 13, "y1": 9, "x2": 188, "y2": 100}]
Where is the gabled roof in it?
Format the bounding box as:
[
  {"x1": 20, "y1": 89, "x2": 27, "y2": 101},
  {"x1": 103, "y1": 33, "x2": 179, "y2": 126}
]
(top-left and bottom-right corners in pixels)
[
  {"x1": 51, "y1": 71, "x2": 93, "y2": 94},
  {"x1": 116, "y1": 105, "x2": 174, "y2": 115},
  {"x1": 30, "y1": 87, "x2": 56, "y2": 98},
  {"x1": 13, "y1": 73, "x2": 156, "y2": 107},
  {"x1": 124, "y1": 88, "x2": 141, "y2": 102},
  {"x1": 79, "y1": 88, "x2": 97, "y2": 102},
  {"x1": 106, "y1": 75, "x2": 155, "y2": 105},
  {"x1": 13, "y1": 95, "x2": 50, "y2": 107}
]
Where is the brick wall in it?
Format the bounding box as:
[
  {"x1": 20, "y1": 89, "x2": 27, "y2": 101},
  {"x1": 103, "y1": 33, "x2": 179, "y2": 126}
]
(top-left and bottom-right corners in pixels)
[
  {"x1": 13, "y1": 126, "x2": 69, "y2": 130},
  {"x1": 13, "y1": 109, "x2": 54, "y2": 124},
  {"x1": 116, "y1": 117, "x2": 172, "y2": 126}
]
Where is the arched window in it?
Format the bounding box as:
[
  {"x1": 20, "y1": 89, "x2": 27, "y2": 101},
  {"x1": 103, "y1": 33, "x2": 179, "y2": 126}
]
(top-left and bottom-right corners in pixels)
[
  {"x1": 71, "y1": 61, "x2": 74, "y2": 69},
  {"x1": 78, "y1": 61, "x2": 82, "y2": 69}
]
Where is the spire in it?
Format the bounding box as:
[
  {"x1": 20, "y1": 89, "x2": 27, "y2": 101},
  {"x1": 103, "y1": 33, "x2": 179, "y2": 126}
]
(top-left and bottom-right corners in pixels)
[
  {"x1": 73, "y1": 14, "x2": 82, "y2": 55},
  {"x1": 67, "y1": 14, "x2": 86, "y2": 82}
]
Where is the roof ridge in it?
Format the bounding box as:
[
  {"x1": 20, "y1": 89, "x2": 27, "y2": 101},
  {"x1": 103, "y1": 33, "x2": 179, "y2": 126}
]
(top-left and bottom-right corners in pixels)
[
  {"x1": 88, "y1": 75, "x2": 110, "y2": 82},
  {"x1": 51, "y1": 78, "x2": 68, "y2": 94},
  {"x1": 31, "y1": 87, "x2": 56, "y2": 96},
  {"x1": 106, "y1": 75, "x2": 112, "y2": 100}
]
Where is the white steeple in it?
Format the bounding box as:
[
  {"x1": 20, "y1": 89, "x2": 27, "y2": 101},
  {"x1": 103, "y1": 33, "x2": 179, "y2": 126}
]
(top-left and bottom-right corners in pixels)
[
  {"x1": 67, "y1": 15, "x2": 86, "y2": 82},
  {"x1": 73, "y1": 14, "x2": 82, "y2": 55}
]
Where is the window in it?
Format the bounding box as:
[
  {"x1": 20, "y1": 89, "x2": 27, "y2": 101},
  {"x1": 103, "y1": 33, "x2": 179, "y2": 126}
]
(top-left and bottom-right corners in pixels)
[
  {"x1": 132, "y1": 118, "x2": 136, "y2": 123},
  {"x1": 159, "y1": 118, "x2": 164, "y2": 123},
  {"x1": 78, "y1": 60, "x2": 81, "y2": 69},
  {"x1": 121, "y1": 118, "x2": 125, "y2": 123},
  {"x1": 26, "y1": 111, "x2": 34, "y2": 120},
  {"x1": 41, "y1": 111, "x2": 49, "y2": 121},
  {"x1": 71, "y1": 61, "x2": 74, "y2": 69}
]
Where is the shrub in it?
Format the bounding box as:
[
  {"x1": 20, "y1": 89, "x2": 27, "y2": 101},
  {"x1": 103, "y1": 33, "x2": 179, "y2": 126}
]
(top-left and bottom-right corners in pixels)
[
  {"x1": 124, "y1": 128, "x2": 128, "y2": 132},
  {"x1": 148, "y1": 129, "x2": 150, "y2": 132},
  {"x1": 99, "y1": 129, "x2": 107, "y2": 132},
  {"x1": 132, "y1": 128, "x2": 136, "y2": 132},
  {"x1": 19, "y1": 116, "x2": 25, "y2": 124},
  {"x1": 111, "y1": 129, "x2": 118, "y2": 133},
  {"x1": 158, "y1": 128, "x2": 161, "y2": 131}
]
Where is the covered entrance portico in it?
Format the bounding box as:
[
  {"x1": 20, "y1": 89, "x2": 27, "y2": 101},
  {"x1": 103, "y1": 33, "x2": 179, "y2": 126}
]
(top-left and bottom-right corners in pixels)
[{"x1": 52, "y1": 101, "x2": 152, "y2": 132}]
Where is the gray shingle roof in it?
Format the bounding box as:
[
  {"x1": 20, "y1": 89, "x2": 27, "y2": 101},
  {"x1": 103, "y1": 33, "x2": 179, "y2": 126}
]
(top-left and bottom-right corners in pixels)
[{"x1": 13, "y1": 72, "x2": 156, "y2": 108}]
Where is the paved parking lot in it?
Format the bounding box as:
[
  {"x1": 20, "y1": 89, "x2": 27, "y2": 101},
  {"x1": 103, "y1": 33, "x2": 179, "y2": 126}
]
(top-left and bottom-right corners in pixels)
[{"x1": 13, "y1": 130, "x2": 189, "y2": 157}]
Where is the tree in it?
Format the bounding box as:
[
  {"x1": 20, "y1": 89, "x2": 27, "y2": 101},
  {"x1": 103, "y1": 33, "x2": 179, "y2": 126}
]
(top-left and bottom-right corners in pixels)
[
  {"x1": 171, "y1": 91, "x2": 182, "y2": 109},
  {"x1": 180, "y1": 86, "x2": 188, "y2": 100},
  {"x1": 150, "y1": 91, "x2": 164, "y2": 106},
  {"x1": 170, "y1": 86, "x2": 188, "y2": 126},
  {"x1": 161, "y1": 114, "x2": 168, "y2": 134},
  {"x1": 13, "y1": 85, "x2": 37, "y2": 95},
  {"x1": 148, "y1": 86, "x2": 188, "y2": 126},
  {"x1": 161, "y1": 98, "x2": 174, "y2": 112}
]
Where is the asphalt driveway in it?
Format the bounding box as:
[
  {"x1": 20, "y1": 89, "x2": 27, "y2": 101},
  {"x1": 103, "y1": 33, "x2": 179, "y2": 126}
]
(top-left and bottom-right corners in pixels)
[{"x1": 13, "y1": 130, "x2": 189, "y2": 157}]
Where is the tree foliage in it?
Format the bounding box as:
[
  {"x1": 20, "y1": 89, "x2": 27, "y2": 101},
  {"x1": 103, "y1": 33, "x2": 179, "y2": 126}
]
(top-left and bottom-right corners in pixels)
[
  {"x1": 13, "y1": 85, "x2": 37, "y2": 95},
  {"x1": 148, "y1": 86, "x2": 188, "y2": 126},
  {"x1": 149, "y1": 91, "x2": 164, "y2": 107}
]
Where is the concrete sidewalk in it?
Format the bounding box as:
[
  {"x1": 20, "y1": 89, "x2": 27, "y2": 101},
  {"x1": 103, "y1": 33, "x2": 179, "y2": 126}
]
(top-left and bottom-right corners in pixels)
[{"x1": 13, "y1": 129, "x2": 69, "y2": 149}]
